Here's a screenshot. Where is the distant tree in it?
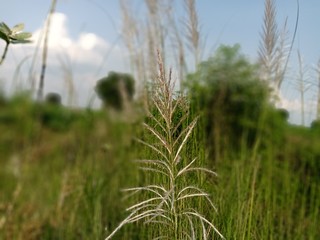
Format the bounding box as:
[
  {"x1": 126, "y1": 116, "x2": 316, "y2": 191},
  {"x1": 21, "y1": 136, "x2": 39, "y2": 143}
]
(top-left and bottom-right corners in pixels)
[
  {"x1": 186, "y1": 44, "x2": 271, "y2": 161},
  {"x1": 276, "y1": 108, "x2": 289, "y2": 121},
  {"x1": 0, "y1": 89, "x2": 6, "y2": 107},
  {"x1": 95, "y1": 72, "x2": 135, "y2": 110},
  {"x1": 311, "y1": 119, "x2": 320, "y2": 131},
  {"x1": 45, "y1": 92, "x2": 62, "y2": 106}
]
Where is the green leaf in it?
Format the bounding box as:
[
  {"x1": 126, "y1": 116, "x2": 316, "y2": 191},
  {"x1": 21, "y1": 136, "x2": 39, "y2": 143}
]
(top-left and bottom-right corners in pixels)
[
  {"x1": 0, "y1": 22, "x2": 11, "y2": 35},
  {"x1": 11, "y1": 39, "x2": 32, "y2": 44},
  {"x1": 11, "y1": 23, "x2": 25, "y2": 34},
  {"x1": 0, "y1": 30, "x2": 9, "y2": 43},
  {"x1": 10, "y1": 32, "x2": 32, "y2": 41}
]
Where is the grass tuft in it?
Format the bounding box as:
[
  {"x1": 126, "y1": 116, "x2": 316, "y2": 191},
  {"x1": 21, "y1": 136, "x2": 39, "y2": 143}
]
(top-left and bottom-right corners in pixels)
[{"x1": 105, "y1": 51, "x2": 224, "y2": 239}]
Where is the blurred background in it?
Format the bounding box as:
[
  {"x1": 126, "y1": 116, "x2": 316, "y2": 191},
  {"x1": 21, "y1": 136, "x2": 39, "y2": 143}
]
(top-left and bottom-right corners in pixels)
[
  {"x1": 0, "y1": 1, "x2": 319, "y2": 239},
  {"x1": 1, "y1": 0, "x2": 320, "y2": 125}
]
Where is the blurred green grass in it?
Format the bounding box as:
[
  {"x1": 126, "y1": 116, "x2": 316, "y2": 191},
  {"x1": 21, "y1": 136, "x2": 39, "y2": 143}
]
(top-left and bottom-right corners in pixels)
[{"x1": 0, "y1": 93, "x2": 319, "y2": 239}]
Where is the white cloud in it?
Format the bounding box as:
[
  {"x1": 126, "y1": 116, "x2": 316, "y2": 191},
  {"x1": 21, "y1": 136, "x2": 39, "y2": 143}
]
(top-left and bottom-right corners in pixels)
[
  {"x1": 78, "y1": 33, "x2": 99, "y2": 50},
  {"x1": 0, "y1": 12, "x2": 128, "y2": 106},
  {"x1": 277, "y1": 92, "x2": 301, "y2": 111},
  {"x1": 30, "y1": 12, "x2": 112, "y2": 65},
  {"x1": 32, "y1": 13, "x2": 71, "y2": 49},
  {"x1": 276, "y1": 90, "x2": 317, "y2": 125}
]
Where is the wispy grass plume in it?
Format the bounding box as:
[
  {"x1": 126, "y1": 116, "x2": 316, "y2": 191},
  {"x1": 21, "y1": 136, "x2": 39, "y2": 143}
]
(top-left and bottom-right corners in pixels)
[
  {"x1": 105, "y1": 51, "x2": 224, "y2": 239},
  {"x1": 294, "y1": 50, "x2": 311, "y2": 125},
  {"x1": 315, "y1": 59, "x2": 320, "y2": 120},
  {"x1": 183, "y1": 0, "x2": 201, "y2": 69},
  {"x1": 258, "y1": 0, "x2": 299, "y2": 98}
]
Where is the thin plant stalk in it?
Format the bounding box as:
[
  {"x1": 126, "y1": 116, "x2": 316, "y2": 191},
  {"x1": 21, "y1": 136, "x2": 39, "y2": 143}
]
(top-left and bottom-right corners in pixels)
[
  {"x1": 315, "y1": 59, "x2": 320, "y2": 120},
  {"x1": 37, "y1": 0, "x2": 57, "y2": 101},
  {"x1": 0, "y1": 42, "x2": 9, "y2": 65}
]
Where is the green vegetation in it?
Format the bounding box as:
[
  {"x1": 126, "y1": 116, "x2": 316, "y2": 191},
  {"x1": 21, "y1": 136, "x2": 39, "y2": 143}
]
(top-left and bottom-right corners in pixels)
[
  {"x1": 0, "y1": 22, "x2": 32, "y2": 65},
  {"x1": 1, "y1": 0, "x2": 319, "y2": 239},
  {"x1": 186, "y1": 45, "x2": 271, "y2": 160},
  {"x1": 95, "y1": 72, "x2": 135, "y2": 111},
  {"x1": 0, "y1": 45, "x2": 319, "y2": 239},
  {"x1": 106, "y1": 54, "x2": 224, "y2": 239}
]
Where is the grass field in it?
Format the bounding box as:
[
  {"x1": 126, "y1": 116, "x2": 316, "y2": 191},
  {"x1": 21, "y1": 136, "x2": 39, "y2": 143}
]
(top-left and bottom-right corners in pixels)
[{"x1": 0, "y1": 80, "x2": 319, "y2": 240}]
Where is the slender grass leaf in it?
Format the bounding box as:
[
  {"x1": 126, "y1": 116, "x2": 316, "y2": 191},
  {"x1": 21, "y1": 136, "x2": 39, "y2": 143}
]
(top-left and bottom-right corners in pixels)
[
  {"x1": 126, "y1": 197, "x2": 164, "y2": 211},
  {"x1": 176, "y1": 157, "x2": 197, "y2": 177},
  {"x1": 11, "y1": 39, "x2": 32, "y2": 44},
  {"x1": 178, "y1": 167, "x2": 218, "y2": 178},
  {"x1": 128, "y1": 209, "x2": 169, "y2": 223},
  {"x1": 181, "y1": 232, "x2": 193, "y2": 240},
  {"x1": 136, "y1": 159, "x2": 173, "y2": 178},
  {"x1": 153, "y1": 235, "x2": 170, "y2": 240},
  {"x1": 186, "y1": 214, "x2": 196, "y2": 240},
  {"x1": 139, "y1": 167, "x2": 169, "y2": 177},
  {"x1": 178, "y1": 187, "x2": 217, "y2": 212},
  {"x1": 123, "y1": 185, "x2": 168, "y2": 202},
  {"x1": 105, "y1": 211, "x2": 137, "y2": 240},
  {"x1": 173, "y1": 117, "x2": 198, "y2": 150},
  {"x1": 200, "y1": 217, "x2": 208, "y2": 240},
  {"x1": 10, "y1": 32, "x2": 32, "y2": 41},
  {"x1": 0, "y1": 31, "x2": 9, "y2": 43},
  {"x1": 143, "y1": 123, "x2": 172, "y2": 155},
  {"x1": 183, "y1": 211, "x2": 225, "y2": 239},
  {"x1": 153, "y1": 98, "x2": 171, "y2": 129},
  {"x1": 178, "y1": 193, "x2": 209, "y2": 201},
  {"x1": 134, "y1": 138, "x2": 168, "y2": 162},
  {"x1": 11, "y1": 23, "x2": 24, "y2": 34},
  {"x1": 172, "y1": 113, "x2": 189, "y2": 137},
  {"x1": 0, "y1": 22, "x2": 11, "y2": 35},
  {"x1": 173, "y1": 118, "x2": 198, "y2": 164},
  {"x1": 147, "y1": 110, "x2": 168, "y2": 136}
]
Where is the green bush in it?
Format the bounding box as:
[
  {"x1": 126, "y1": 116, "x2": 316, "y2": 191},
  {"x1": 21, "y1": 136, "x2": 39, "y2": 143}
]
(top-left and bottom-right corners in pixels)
[
  {"x1": 45, "y1": 92, "x2": 62, "y2": 105},
  {"x1": 311, "y1": 119, "x2": 320, "y2": 132},
  {"x1": 37, "y1": 104, "x2": 77, "y2": 131},
  {"x1": 95, "y1": 71, "x2": 135, "y2": 110},
  {"x1": 185, "y1": 44, "x2": 273, "y2": 159}
]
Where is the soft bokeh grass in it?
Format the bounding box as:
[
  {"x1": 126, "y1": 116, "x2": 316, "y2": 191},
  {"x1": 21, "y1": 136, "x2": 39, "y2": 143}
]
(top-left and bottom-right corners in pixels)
[{"x1": 0, "y1": 93, "x2": 319, "y2": 239}]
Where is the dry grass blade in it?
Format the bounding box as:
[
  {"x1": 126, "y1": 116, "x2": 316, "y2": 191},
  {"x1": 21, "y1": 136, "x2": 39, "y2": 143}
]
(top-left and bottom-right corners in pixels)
[
  {"x1": 136, "y1": 159, "x2": 174, "y2": 178},
  {"x1": 134, "y1": 138, "x2": 168, "y2": 161},
  {"x1": 177, "y1": 186, "x2": 217, "y2": 212},
  {"x1": 147, "y1": 109, "x2": 168, "y2": 135},
  {"x1": 183, "y1": 211, "x2": 225, "y2": 239},
  {"x1": 126, "y1": 197, "x2": 167, "y2": 212},
  {"x1": 143, "y1": 123, "x2": 172, "y2": 155},
  {"x1": 177, "y1": 166, "x2": 218, "y2": 178},
  {"x1": 105, "y1": 212, "x2": 136, "y2": 240},
  {"x1": 123, "y1": 185, "x2": 167, "y2": 196},
  {"x1": 176, "y1": 157, "x2": 198, "y2": 176},
  {"x1": 153, "y1": 97, "x2": 172, "y2": 129},
  {"x1": 173, "y1": 118, "x2": 198, "y2": 164},
  {"x1": 186, "y1": 214, "x2": 196, "y2": 240}
]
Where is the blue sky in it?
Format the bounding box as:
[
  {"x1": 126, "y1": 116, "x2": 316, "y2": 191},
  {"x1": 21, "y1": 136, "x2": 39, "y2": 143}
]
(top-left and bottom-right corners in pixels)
[{"x1": 1, "y1": 0, "x2": 319, "y2": 125}]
